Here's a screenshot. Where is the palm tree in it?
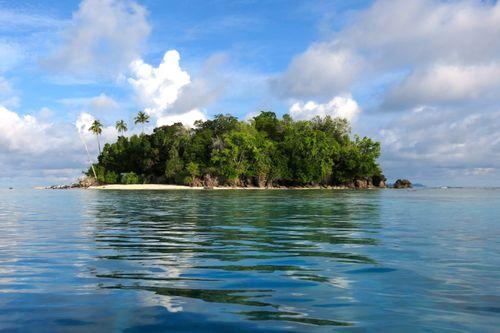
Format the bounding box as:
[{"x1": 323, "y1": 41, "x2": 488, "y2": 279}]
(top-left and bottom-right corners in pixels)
[
  {"x1": 134, "y1": 111, "x2": 150, "y2": 134},
  {"x1": 89, "y1": 119, "x2": 103, "y2": 154},
  {"x1": 115, "y1": 120, "x2": 128, "y2": 136}
]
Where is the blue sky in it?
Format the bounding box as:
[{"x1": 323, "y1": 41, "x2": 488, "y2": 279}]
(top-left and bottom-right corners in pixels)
[{"x1": 1, "y1": 0, "x2": 499, "y2": 187}]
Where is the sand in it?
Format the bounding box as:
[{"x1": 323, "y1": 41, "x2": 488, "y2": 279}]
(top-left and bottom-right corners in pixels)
[
  {"x1": 87, "y1": 184, "x2": 353, "y2": 190},
  {"x1": 89, "y1": 184, "x2": 205, "y2": 190}
]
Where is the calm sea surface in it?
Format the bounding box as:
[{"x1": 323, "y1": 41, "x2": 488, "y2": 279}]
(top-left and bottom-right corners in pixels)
[{"x1": 0, "y1": 188, "x2": 498, "y2": 332}]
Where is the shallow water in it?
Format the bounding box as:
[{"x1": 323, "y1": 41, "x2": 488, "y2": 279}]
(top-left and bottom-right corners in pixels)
[{"x1": 0, "y1": 188, "x2": 499, "y2": 332}]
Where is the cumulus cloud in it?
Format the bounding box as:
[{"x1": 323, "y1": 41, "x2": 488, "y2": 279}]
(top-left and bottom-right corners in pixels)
[
  {"x1": 289, "y1": 95, "x2": 361, "y2": 122},
  {"x1": 342, "y1": 0, "x2": 500, "y2": 67},
  {"x1": 75, "y1": 111, "x2": 118, "y2": 142},
  {"x1": 0, "y1": 105, "x2": 116, "y2": 156},
  {"x1": 127, "y1": 50, "x2": 223, "y2": 127},
  {"x1": 275, "y1": 0, "x2": 500, "y2": 105},
  {"x1": 128, "y1": 50, "x2": 191, "y2": 116},
  {"x1": 378, "y1": 107, "x2": 500, "y2": 183},
  {"x1": 168, "y1": 53, "x2": 228, "y2": 116},
  {"x1": 272, "y1": 46, "x2": 361, "y2": 99},
  {"x1": 0, "y1": 105, "x2": 54, "y2": 154},
  {"x1": 383, "y1": 63, "x2": 500, "y2": 110},
  {"x1": 0, "y1": 104, "x2": 121, "y2": 185},
  {"x1": 156, "y1": 109, "x2": 207, "y2": 128},
  {"x1": 43, "y1": 0, "x2": 150, "y2": 79},
  {"x1": 272, "y1": 0, "x2": 500, "y2": 184}
]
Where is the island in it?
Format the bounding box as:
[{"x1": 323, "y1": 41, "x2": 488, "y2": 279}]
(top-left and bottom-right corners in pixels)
[{"x1": 82, "y1": 112, "x2": 387, "y2": 189}]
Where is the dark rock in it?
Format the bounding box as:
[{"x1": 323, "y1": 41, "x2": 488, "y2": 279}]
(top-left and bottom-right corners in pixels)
[
  {"x1": 355, "y1": 179, "x2": 368, "y2": 189},
  {"x1": 203, "y1": 174, "x2": 219, "y2": 187},
  {"x1": 393, "y1": 179, "x2": 412, "y2": 189},
  {"x1": 252, "y1": 175, "x2": 267, "y2": 188},
  {"x1": 372, "y1": 174, "x2": 387, "y2": 188},
  {"x1": 354, "y1": 177, "x2": 374, "y2": 189},
  {"x1": 76, "y1": 176, "x2": 99, "y2": 188},
  {"x1": 190, "y1": 178, "x2": 203, "y2": 187}
]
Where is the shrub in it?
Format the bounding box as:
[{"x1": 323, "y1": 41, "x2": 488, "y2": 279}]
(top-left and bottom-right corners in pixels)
[{"x1": 121, "y1": 172, "x2": 141, "y2": 184}]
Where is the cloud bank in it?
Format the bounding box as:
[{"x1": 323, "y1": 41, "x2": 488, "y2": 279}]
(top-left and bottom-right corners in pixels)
[
  {"x1": 43, "y1": 0, "x2": 150, "y2": 79},
  {"x1": 274, "y1": 0, "x2": 500, "y2": 184}
]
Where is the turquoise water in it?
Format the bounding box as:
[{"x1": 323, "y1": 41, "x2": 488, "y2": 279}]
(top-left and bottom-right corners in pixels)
[{"x1": 0, "y1": 188, "x2": 498, "y2": 332}]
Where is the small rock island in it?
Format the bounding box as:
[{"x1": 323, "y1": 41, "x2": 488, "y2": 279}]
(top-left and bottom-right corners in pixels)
[{"x1": 393, "y1": 179, "x2": 413, "y2": 189}]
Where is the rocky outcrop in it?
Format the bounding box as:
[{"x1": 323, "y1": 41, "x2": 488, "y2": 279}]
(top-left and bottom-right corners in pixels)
[
  {"x1": 76, "y1": 176, "x2": 99, "y2": 188},
  {"x1": 393, "y1": 179, "x2": 412, "y2": 189},
  {"x1": 44, "y1": 176, "x2": 99, "y2": 190},
  {"x1": 253, "y1": 175, "x2": 267, "y2": 188},
  {"x1": 203, "y1": 174, "x2": 219, "y2": 188},
  {"x1": 372, "y1": 174, "x2": 387, "y2": 188},
  {"x1": 190, "y1": 178, "x2": 203, "y2": 187},
  {"x1": 352, "y1": 175, "x2": 387, "y2": 189},
  {"x1": 354, "y1": 178, "x2": 371, "y2": 189}
]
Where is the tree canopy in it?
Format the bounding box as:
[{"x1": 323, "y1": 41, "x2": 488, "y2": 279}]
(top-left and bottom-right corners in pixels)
[{"x1": 89, "y1": 112, "x2": 383, "y2": 187}]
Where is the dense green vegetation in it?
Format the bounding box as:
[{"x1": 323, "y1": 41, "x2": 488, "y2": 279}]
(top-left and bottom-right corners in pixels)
[{"x1": 88, "y1": 112, "x2": 383, "y2": 187}]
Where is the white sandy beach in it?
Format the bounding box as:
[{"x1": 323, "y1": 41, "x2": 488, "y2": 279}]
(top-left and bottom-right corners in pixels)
[
  {"x1": 88, "y1": 184, "x2": 273, "y2": 190},
  {"x1": 89, "y1": 184, "x2": 205, "y2": 190},
  {"x1": 87, "y1": 184, "x2": 353, "y2": 190}
]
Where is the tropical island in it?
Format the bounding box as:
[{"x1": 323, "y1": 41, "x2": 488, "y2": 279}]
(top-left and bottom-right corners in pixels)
[{"x1": 80, "y1": 111, "x2": 388, "y2": 190}]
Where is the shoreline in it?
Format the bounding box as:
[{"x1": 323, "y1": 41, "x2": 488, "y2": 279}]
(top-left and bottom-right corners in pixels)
[{"x1": 87, "y1": 184, "x2": 358, "y2": 190}]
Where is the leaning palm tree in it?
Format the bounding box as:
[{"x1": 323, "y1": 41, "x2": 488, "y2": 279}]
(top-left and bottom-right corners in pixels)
[
  {"x1": 89, "y1": 119, "x2": 103, "y2": 154},
  {"x1": 134, "y1": 111, "x2": 150, "y2": 134},
  {"x1": 115, "y1": 120, "x2": 128, "y2": 136}
]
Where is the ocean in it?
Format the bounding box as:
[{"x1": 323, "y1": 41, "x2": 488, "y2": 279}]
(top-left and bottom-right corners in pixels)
[{"x1": 0, "y1": 188, "x2": 498, "y2": 332}]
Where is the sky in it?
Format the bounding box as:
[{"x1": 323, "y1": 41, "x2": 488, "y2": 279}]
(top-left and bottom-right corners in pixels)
[{"x1": 0, "y1": 0, "x2": 499, "y2": 187}]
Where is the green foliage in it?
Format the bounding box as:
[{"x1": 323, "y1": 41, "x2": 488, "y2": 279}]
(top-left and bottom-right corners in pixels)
[
  {"x1": 93, "y1": 165, "x2": 119, "y2": 184},
  {"x1": 184, "y1": 162, "x2": 200, "y2": 184},
  {"x1": 89, "y1": 119, "x2": 103, "y2": 153},
  {"x1": 121, "y1": 172, "x2": 141, "y2": 184},
  {"x1": 134, "y1": 111, "x2": 150, "y2": 134},
  {"x1": 90, "y1": 112, "x2": 383, "y2": 187},
  {"x1": 115, "y1": 120, "x2": 127, "y2": 135}
]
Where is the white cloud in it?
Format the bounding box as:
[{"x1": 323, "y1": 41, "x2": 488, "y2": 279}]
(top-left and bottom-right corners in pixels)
[
  {"x1": 89, "y1": 93, "x2": 119, "y2": 110},
  {"x1": 289, "y1": 95, "x2": 361, "y2": 122},
  {"x1": 342, "y1": 0, "x2": 500, "y2": 67},
  {"x1": 272, "y1": 0, "x2": 500, "y2": 185},
  {"x1": 272, "y1": 47, "x2": 361, "y2": 99},
  {"x1": 75, "y1": 112, "x2": 118, "y2": 144},
  {"x1": 168, "y1": 53, "x2": 228, "y2": 115},
  {"x1": 0, "y1": 105, "x2": 52, "y2": 154},
  {"x1": 128, "y1": 50, "x2": 191, "y2": 116},
  {"x1": 0, "y1": 104, "x2": 121, "y2": 185},
  {"x1": 275, "y1": 0, "x2": 500, "y2": 104},
  {"x1": 43, "y1": 0, "x2": 150, "y2": 79},
  {"x1": 127, "y1": 50, "x2": 223, "y2": 128},
  {"x1": 379, "y1": 107, "x2": 500, "y2": 169},
  {"x1": 156, "y1": 109, "x2": 207, "y2": 128},
  {"x1": 384, "y1": 63, "x2": 500, "y2": 109}
]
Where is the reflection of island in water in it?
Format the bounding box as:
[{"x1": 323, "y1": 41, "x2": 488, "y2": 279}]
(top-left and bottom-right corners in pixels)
[{"x1": 85, "y1": 190, "x2": 382, "y2": 327}]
